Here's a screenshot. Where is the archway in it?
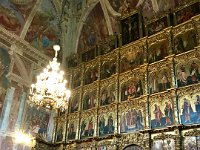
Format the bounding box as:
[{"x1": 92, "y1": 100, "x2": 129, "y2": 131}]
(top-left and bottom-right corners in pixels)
[{"x1": 123, "y1": 144, "x2": 144, "y2": 150}]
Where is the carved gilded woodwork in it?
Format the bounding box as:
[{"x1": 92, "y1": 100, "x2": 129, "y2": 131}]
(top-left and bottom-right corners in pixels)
[
  {"x1": 120, "y1": 38, "x2": 146, "y2": 73},
  {"x1": 151, "y1": 132, "x2": 177, "y2": 150},
  {"x1": 118, "y1": 133, "x2": 150, "y2": 150}
]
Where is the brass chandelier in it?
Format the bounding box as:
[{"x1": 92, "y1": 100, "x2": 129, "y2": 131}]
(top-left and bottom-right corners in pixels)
[{"x1": 29, "y1": 45, "x2": 71, "y2": 110}]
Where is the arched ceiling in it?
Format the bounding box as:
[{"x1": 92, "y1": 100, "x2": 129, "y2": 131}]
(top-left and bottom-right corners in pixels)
[{"x1": 0, "y1": 0, "x2": 185, "y2": 61}]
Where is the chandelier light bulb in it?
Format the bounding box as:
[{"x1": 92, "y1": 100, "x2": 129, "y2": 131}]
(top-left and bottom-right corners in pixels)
[{"x1": 53, "y1": 45, "x2": 60, "y2": 51}]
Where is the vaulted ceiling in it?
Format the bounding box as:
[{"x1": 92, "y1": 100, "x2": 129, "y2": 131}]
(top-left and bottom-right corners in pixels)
[{"x1": 0, "y1": 0, "x2": 186, "y2": 62}]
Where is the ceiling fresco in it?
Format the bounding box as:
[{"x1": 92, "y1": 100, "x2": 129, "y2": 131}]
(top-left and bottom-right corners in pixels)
[
  {"x1": 25, "y1": 0, "x2": 61, "y2": 59},
  {"x1": 77, "y1": 2, "x2": 108, "y2": 53},
  {"x1": 0, "y1": 0, "x2": 37, "y2": 35}
]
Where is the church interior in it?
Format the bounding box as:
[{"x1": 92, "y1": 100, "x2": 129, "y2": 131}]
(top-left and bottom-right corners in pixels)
[{"x1": 0, "y1": 0, "x2": 200, "y2": 149}]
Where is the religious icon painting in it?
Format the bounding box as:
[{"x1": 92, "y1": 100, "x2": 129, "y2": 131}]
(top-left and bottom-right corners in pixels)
[
  {"x1": 80, "y1": 110, "x2": 96, "y2": 139},
  {"x1": 97, "y1": 145, "x2": 107, "y2": 150},
  {"x1": 177, "y1": 85, "x2": 200, "y2": 125},
  {"x1": 100, "y1": 76, "x2": 118, "y2": 106},
  {"x1": 67, "y1": 114, "x2": 79, "y2": 141},
  {"x1": 150, "y1": 92, "x2": 175, "y2": 129},
  {"x1": 173, "y1": 28, "x2": 197, "y2": 55},
  {"x1": 99, "y1": 35, "x2": 117, "y2": 55},
  {"x1": 100, "y1": 50, "x2": 117, "y2": 80},
  {"x1": 55, "y1": 118, "x2": 65, "y2": 142},
  {"x1": 145, "y1": 15, "x2": 169, "y2": 36},
  {"x1": 66, "y1": 54, "x2": 78, "y2": 68},
  {"x1": 82, "y1": 83, "x2": 98, "y2": 110},
  {"x1": 182, "y1": 129, "x2": 200, "y2": 150},
  {"x1": 147, "y1": 31, "x2": 170, "y2": 64},
  {"x1": 98, "y1": 105, "x2": 117, "y2": 136},
  {"x1": 121, "y1": 12, "x2": 140, "y2": 45},
  {"x1": 69, "y1": 89, "x2": 81, "y2": 113},
  {"x1": 120, "y1": 39, "x2": 145, "y2": 73},
  {"x1": 175, "y1": 2, "x2": 200, "y2": 25},
  {"x1": 119, "y1": 97, "x2": 147, "y2": 134},
  {"x1": 148, "y1": 61, "x2": 172, "y2": 94},
  {"x1": 81, "y1": 48, "x2": 96, "y2": 62},
  {"x1": 72, "y1": 65, "x2": 83, "y2": 89},
  {"x1": 119, "y1": 68, "x2": 146, "y2": 102},
  {"x1": 175, "y1": 51, "x2": 200, "y2": 88},
  {"x1": 84, "y1": 59, "x2": 100, "y2": 85}
]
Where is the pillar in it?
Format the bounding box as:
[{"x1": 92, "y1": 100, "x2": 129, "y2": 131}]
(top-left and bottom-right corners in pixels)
[{"x1": 0, "y1": 87, "x2": 15, "y2": 132}]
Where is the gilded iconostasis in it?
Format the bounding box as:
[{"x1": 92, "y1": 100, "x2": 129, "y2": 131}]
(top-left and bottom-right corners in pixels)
[{"x1": 0, "y1": 0, "x2": 200, "y2": 150}]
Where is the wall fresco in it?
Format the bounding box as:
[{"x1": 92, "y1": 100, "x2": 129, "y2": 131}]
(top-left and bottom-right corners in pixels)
[{"x1": 77, "y1": 3, "x2": 108, "y2": 53}]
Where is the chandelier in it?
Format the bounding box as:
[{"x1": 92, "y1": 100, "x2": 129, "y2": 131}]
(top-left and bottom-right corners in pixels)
[{"x1": 29, "y1": 45, "x2": 71, "y2": 110}]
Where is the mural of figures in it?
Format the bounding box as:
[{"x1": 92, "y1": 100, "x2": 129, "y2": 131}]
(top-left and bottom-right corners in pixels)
[
  {"x1": 121, "y1": 80, "x2": 143, "y2": 101},
  {"x1": 152, "y1": 139, "x2": 175, "y2": 150},
  {"x1": 83, "y1": 92, "x2": 96, "y2": 110},
  {"x1": 100, "y1": 85, "x2": 116, "y2": 106},
  {"x1": 56, "y1": 122, "x2": 64, "y2": 142},
  {"x1": 121, "y1": 13, "x2": 140, "y2": 45},
  {"x1": 174, "y1": 30, "x2": 197, "y2": 54},
  {"x1": 99, "y1": 114, "x2": 115, "y2": 136},
  {"x1": 146, "y1": 17, "x2": 168, "y2": 36},
  {"x1": 176, "y1": 60, "x2": 200, "y2": 87},
  {"x1": 124, "y1": 145, "x2": 144, "y2": 150},
  {"x1": 101, "y1": 61, "x2": 116, "y2": 80},
  {"x1": 24, "y1": 106, "x2": 50, "y2": 140},
  {"x1": 73, "y1": 73, "x2": 81, "y2": 89},
  {"x1": 149, "y1": 69, "x2": 171, "y2": 94},
  {"x1": 25, "y1": 0, "x2": 61, "y2": 59},
  {"x1": 67, "y1": 121, "x2": 77, "y2": 140},
  {"x1": 120, "y1": 51, "x2": 144, "y2": 73},
  {"x1": 0, "y1": 47, "x2": 10, "y2": 116},
  {"x1": 70, "y1": 95, "x2": 79, "y2": 113},
  {"x1": 183, "y1": 136, "x2": 200, "y2": 150},
  {"x1": 0, "y1": 0, "x2": 37, "y2": 34},
  {"x1": 148, "y1": 42, "x2": 168, "y2": 64},
  {"x1": 78, "y1": 3, "x2": 108, "y2": 53},
  {"x1": 84, "y1": 68, "x2": 98, "y2": 85},
  {"x1": 120, "y1": 109, "x2": 144, "y2": 133},
  {"x1": 151, "y1": 101, "x2": 174, "y2": 128},
  {"x1": 176, "y1": 2, "x2": 200, "y2": 25},
  {"x1": 80, "y1": 117, "x2": 94, "y2": 139},
  {"x1": 118, "y1": 0, "x2": 139, "y2": 15},
  {"x1": 179, "y1": 93, "x2": 200, "y2": 125}
]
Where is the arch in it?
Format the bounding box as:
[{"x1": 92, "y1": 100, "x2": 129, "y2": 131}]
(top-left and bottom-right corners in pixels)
[{"x1": 123, "y1": 144, "x2": 144, "y2": 150}]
